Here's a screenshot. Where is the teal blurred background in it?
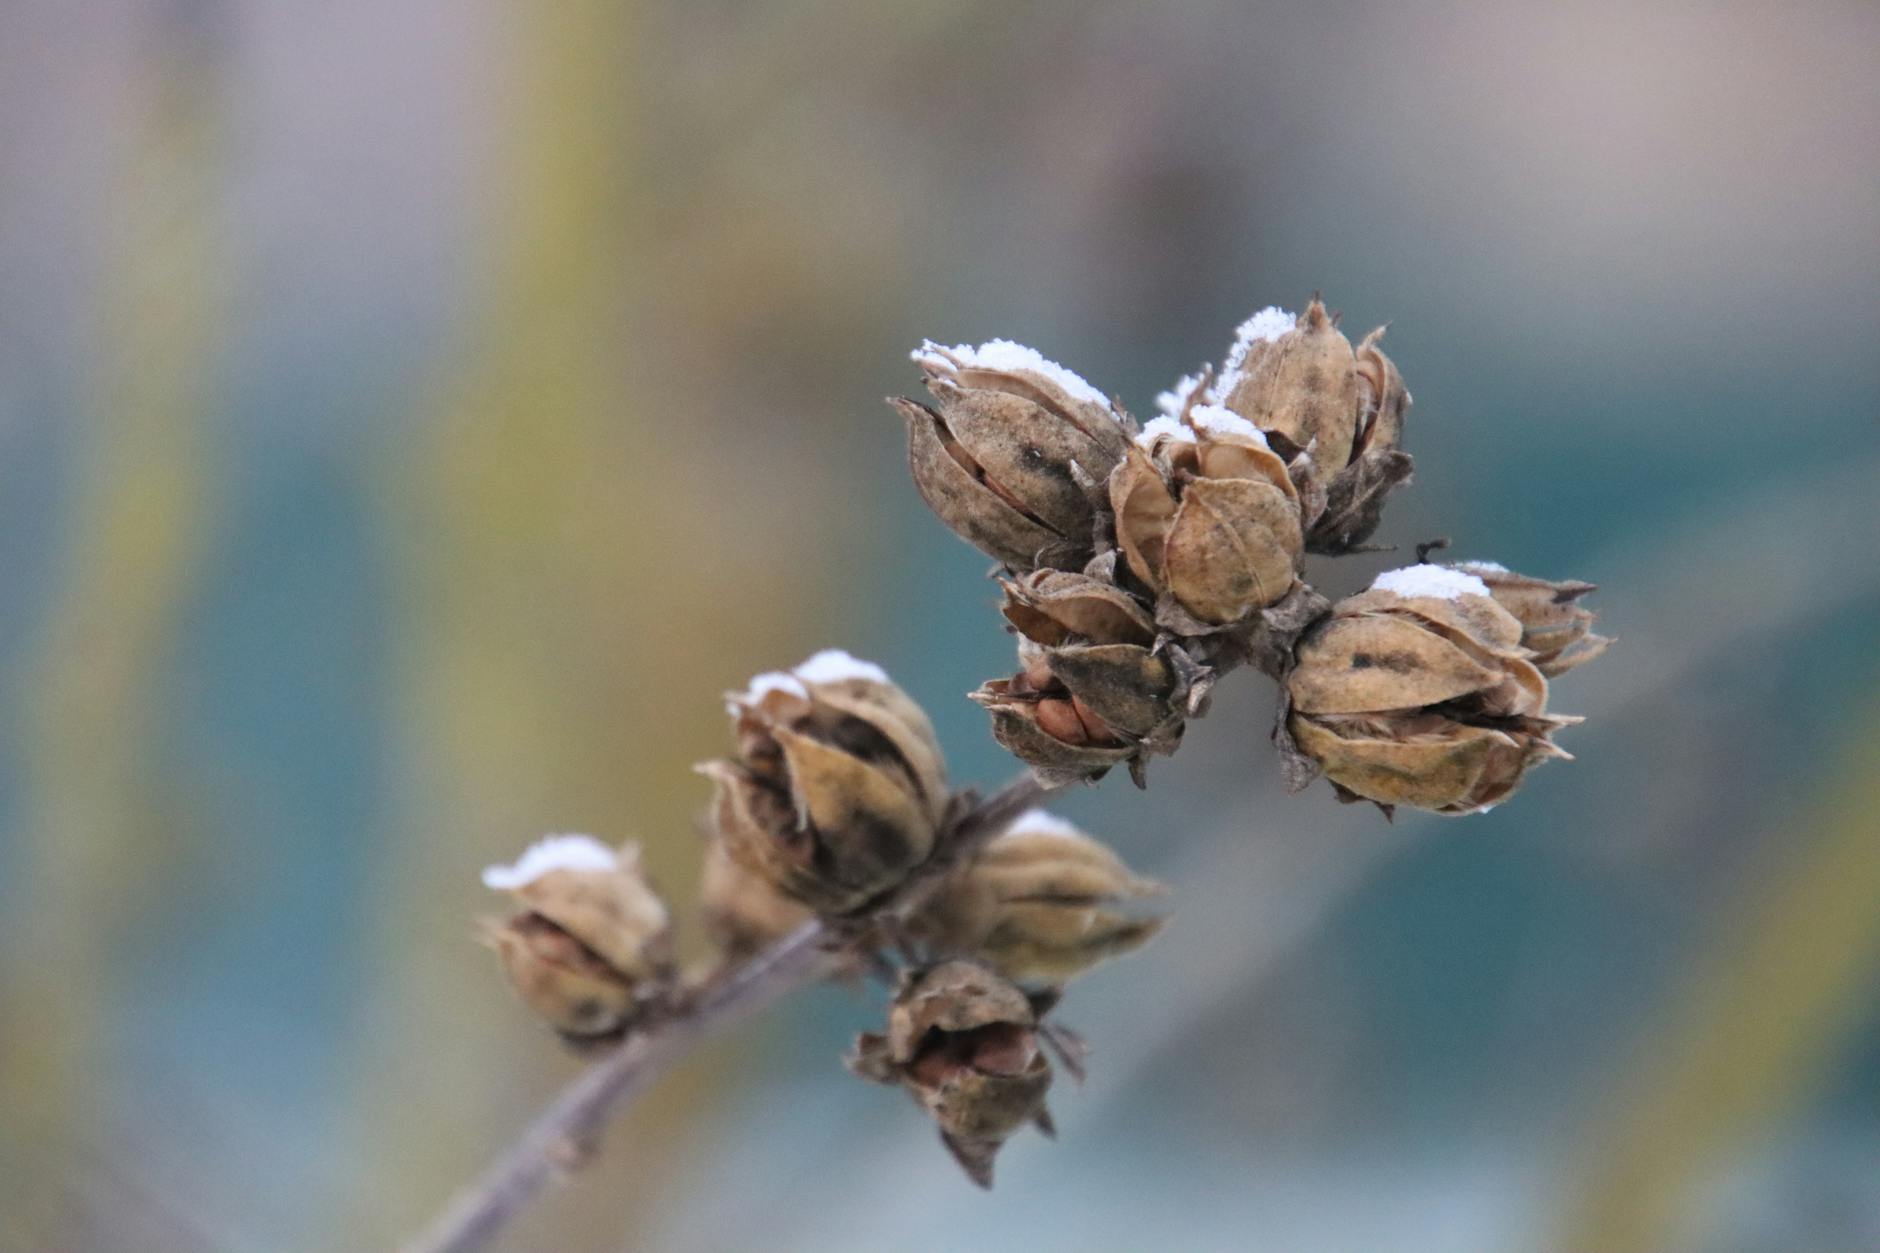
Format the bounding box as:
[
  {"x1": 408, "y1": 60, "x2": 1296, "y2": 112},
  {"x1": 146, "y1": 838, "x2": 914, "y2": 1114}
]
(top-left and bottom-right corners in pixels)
[{"x1": 2, "y1": 2, "x2": 1877, "y2": 1250}]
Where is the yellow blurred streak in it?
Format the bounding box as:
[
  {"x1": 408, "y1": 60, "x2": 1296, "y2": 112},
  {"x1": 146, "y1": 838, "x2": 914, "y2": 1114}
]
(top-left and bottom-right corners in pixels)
[
  {"x1": 1552, "y1": 709, "x2": 1880, "y2": 1250},
  {"x1": 1, "y1": 41, "x2": 224, "y2": 1246},
  {"x1": 354, "y1": 2, "x2": 837, "y2": 1246}
]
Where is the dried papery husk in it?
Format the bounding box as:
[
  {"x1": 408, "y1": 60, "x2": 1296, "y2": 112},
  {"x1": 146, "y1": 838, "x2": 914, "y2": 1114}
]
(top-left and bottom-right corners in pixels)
[{"x1": 1216, "y1": 297, "x2": 1361, "y2": 472}]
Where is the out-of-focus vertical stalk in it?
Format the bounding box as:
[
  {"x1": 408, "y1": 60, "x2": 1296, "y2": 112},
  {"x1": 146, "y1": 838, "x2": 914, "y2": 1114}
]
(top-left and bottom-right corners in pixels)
[
  {"x1": 1551, "y1": 706, "x2": 1880, "y2": 1251},
  {"x1": 352, "y1": 1, "x2": 814, "y2": 1246},
  {"x1": 0, "y1": 30, "x2": 224, "y2": 1245}
]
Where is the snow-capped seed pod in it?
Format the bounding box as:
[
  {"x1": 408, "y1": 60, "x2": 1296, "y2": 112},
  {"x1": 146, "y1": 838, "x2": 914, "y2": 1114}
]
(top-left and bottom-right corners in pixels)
[
  {"x1": 1284, "y1": 565, "x2": 1582, "y2": 816},
  {"x1": 1451, "y1": 562, "x2": 1612, "y2": 678},
  {"x1": 1109, "y1": 415, "x2": 1304, "y2": 630},
  {"x1": 481, "y1": 835, "x2": 675, "y2": 1040},
  {"x1": 847, "y1": 960, "x2": 1055, "y2": 1188},
  {"x1": 701, "y1": 650, "x2": 947, "y2": 915},
  {"x1": 910, "y1": 809, "x2": 1167, "y2": 988},
  {"x1": 1196, "y1": 303, "x2": 1414, "y2": 555},
  {"x1": 698, "y1": 831, "x2": 814, "y2": 962},
  {"x1": 896, "y1": 340, "x2": 1129, "y2": 572},
  {"x1": 1213, "y1": 297, "x2": 1360, "y2": 472}
]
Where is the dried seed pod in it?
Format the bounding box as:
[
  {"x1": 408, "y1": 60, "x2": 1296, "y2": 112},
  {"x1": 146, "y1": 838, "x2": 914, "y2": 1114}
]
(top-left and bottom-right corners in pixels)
[
  {"x1": 1213, "y1": 297, "x2": 1360, "y2": 471},
  {"x1": 848, "y1": 960, "x2": 1054, "y2": 1187},
  {"x1": 974, "y1": 632, "x2": 1187, "y2": 786},
  {"x1": 1285, "y1": 564, "x2": 1582, "y2": 816},
  {"x1": 1451, "y1": 561, "x2": 1612, "y2": 677},
  {"x1": 481, "y1": 835, "x2": 675, "y2": 1040},
  {"x1": 975, "y1": 680, "x2": 1138, "y2": 787},
  {"x1": 701, "y1": 650, "x2": 947, "y2": 915},
  {"x1": 897, "y1": 339, "x2": 1129, "y2": 571},
  {"x1": 698, "y1": 831, "x2": 814, "y2": 962},
  {"x1": 1109, "y1": 411, "x2": 1303, "y2": 630},
  {"x1": 910, "y1": 809, "x2": 1167, "y2": 988},
  {"x1": 1194, "y1": 302, "x2": 1414, "y2": 553}
]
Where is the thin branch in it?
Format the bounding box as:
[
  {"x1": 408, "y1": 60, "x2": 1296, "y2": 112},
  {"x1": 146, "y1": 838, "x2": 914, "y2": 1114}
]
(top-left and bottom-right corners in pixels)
[{"x1": 399, "y1": 772, "x2": 1053, "y2": 1253}]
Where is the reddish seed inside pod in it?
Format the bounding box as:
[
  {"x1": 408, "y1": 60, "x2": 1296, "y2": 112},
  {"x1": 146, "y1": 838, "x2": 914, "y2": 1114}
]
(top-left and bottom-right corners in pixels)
[
  {"x1": 1034, "y1": 698, "x2": 1089, "y2": 744},
  {"x1": 1067, "y1": 695, "x2": 1117, "y2": 744},
  {"x1": 906, "y1": 1022, "x2": 1039, "y2": 1087}
]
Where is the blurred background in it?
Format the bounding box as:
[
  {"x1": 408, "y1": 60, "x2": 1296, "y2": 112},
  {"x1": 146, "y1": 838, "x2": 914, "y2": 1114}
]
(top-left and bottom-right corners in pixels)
[{"x1": 2, "y1": 1, "x2": 1877, "y2": 1250}]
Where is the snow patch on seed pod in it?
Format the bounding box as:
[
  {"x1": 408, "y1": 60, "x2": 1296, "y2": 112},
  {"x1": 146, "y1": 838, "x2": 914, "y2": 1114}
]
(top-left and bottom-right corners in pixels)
[
  {"x1": 1002, "y1": 808, "x2": 1087, "y2": 841},
  {"x1": 1153, "y1": 371, "x2": 1206, "y2": 418},
  {"x1": 1370, "y1": 564, "x2": 1491, "y2": 602},
  {"x1": 913, "y1": 338, "x2": 1112, "y2": 410},
  {"x1": 1134, "y1": 416, "x2": 1196, "y2": 450},
  {"x1": 793, "y1": 648, "x2": 890, "y2": 686},
  {"x1": 482, "y1": 833, "x2": 619, "y2": 891},
  {"x1": 1455, "y1": 559, "x2": 1509, "y2": 574},
  {"x1": 1206, "y1": 305, "x2": 1296, "y2": 403},
  {"x1": 1187, "y1": 404, "x2": 1267, "y2": 445},
  {"x1": 730, "y1": 671, "x2": 810, "y2": 713}
]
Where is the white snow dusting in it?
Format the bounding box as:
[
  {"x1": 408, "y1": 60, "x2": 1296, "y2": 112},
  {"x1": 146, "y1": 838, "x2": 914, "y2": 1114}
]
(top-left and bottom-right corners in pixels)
[
  {"x1": 1371, "y1": 564, "x2": 1491, "y2": 601},
  {"x1": 482, "y1": 833, "x2": 618, "y2": 891},
  {"x1": 1003, "y1": 809, "x2": 1088, "y2": 842},
  {"x1": 1135, "y1": 415, "x2": 1197, "y2": 450},
  {"x1": 793, "y1": 648, "x2": 890, "y2": 686},
  {"x1": 734, "y1": 671, "x2": 810, "y2": 710},
  {"x1": 1205, "y1": 306, "x2": 1296, "y2": 404},
  {"x1": 1153, "y1": 371, "x2": 1205, "y2": 419},
  {"x1": 913, "y1": 338, "x2": 1111, "y2": 410},
  {"x1": 1455, "y1": 560, "x2": 1509, "y2": 575},
  {"x1": 1187, "y1": 404, "x2": 1267, "y2": 446}
]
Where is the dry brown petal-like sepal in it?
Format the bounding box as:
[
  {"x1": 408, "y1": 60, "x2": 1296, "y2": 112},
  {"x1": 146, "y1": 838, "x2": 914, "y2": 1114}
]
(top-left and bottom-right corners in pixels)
[
  {"x1": 846, "y1": 960, "x2": 1055, "y2": 1187},
  {"x1": 1353, "y1": 327, "x2": 1409, "y2": 458},
  {"x1": 1451, "y1": 562, "x2": 1613, "y2": 678},
  {"x1": 999, "y1": 570, "x2": 1156, "y2": 648},
  {"x1": 1284, "y1": 564, "x2": 1582, "y2": 815},
  {"x1": 702, "y1": 650, "x2": 946, "y2": 915},
  {"x1": 897, "y1": 339, "x2": 1130, "y2": 572},
  {"x1": 910, "y1": 809, "x2": 1167, "y2": 988},
  {"x1": 481, "y1": 835, "x2": 675, "y2": 1040},
  {"x1": 698, "y1": 831, "x2": 814, "y2": 962},
  {"x1": 1297, "y1": 324, "x2": 1411, "y2": 554}
]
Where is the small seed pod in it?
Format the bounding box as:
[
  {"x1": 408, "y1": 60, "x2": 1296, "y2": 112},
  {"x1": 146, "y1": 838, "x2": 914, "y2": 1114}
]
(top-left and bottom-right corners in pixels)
[
  {"x1": 1451, "y1": 562, "x2": 1612, "y2": 677},
  {"x1": 701, "y1": 650, "x2": 947, "y2": 915},
  {"x1": 897, "y1": 339, "x2": 1130, "y2": 572},
  {"x1": 698, "y1": 831, "x2": 815, "y2": 962},
  {"x1": 973, "y1": 633, "x2": 1183, "y2": 787},
  {"x1": 848, "y1": 960, "x2": 1055, "y2": 1188},
  {"x1": 910, "y1": 809, "x2": 1167, "y2": 988},
  {"x1": 481, "y1": 835, "x2": 675, "y2": 1041},
  {"x1": 1194, "y1": 302, "x2": 1414, "y2": 554},
  {"x1": 1213, "y1": 297, "x2": 1360, "y2": 472},
  {"x1": 1109, "y1": 410, "x2": 1303, "y2": 632},
  {"x1": 1284, "y1": 564, "x2": 1582, "y2": 816}
]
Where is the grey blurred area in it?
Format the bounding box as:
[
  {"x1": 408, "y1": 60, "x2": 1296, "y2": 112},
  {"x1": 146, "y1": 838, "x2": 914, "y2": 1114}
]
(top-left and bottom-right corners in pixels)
[{"x1": 1, "y1": 1, "x2": 1876, "y2": 1250}]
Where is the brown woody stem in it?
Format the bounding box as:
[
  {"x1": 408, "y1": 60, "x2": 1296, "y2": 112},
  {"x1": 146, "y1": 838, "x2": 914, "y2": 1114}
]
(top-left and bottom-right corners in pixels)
[{"x1": 398, "y1": 772, "x2": 1054, "y2": 1253}]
